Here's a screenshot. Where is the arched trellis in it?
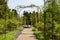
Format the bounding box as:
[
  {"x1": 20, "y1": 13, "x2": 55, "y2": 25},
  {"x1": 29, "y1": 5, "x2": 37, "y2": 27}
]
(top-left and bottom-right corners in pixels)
[
  {"x1": 15, "y1": 4, "x2": 41, "y2": 15},
  {"x1": 15, "y1": 4, "x2": 41, "y2": 24}
]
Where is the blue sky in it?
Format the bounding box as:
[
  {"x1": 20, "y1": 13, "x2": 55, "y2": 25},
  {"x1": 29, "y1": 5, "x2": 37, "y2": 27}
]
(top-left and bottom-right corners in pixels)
[{"x1": 7, "y1": 0, "x2": 44, "y2": 16}]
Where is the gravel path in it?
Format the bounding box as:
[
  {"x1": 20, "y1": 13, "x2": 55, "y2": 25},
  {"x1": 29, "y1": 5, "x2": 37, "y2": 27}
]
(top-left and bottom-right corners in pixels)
[{"x1": 16, "y1": 28, "x2": 38, "y2": 40}]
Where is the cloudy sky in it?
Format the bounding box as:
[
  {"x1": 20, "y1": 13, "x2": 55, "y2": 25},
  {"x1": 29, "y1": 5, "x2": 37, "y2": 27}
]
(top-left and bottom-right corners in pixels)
[{"x1": 7, "y1": 0, "x2": 44, "y2": 16}]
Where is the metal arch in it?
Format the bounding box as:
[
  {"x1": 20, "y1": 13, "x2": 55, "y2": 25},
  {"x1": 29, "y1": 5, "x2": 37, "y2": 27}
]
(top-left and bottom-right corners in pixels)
[
  {"x1": 15, "y1": 4, "x2": 41, "y2": 14},
  {"x1": 15, "y1": 4, "x2": 41, "y2": 24}
]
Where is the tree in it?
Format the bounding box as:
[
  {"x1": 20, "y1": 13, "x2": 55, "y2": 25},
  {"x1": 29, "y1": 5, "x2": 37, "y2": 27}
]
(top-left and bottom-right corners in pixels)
[{"x1": 0, "y1": 0, "x2": 9, "y2": 19}]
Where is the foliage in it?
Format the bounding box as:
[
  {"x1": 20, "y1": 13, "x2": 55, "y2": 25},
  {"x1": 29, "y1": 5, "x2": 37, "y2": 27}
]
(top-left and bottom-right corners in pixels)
[
  {"x1": 33, "y1": 28, "x2": 44, "y2": 40},
  {"x1": 0, "y1": 0, "x2": 60, "y2": 40},
  {"x1": 0, "y1": 0, "x2": 22, "y2": 35},
  {"x1": 0, "y1": 27, "x2": 23, "y2": 40},
  {"x1": 31, "y1": 0, "x2": 60, "y2": 40}
]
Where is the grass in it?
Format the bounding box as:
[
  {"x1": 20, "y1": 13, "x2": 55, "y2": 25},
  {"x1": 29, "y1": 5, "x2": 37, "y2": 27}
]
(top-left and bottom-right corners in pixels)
[{"x1": 0, "y1": 26, "x2": 23, "y2": 40}]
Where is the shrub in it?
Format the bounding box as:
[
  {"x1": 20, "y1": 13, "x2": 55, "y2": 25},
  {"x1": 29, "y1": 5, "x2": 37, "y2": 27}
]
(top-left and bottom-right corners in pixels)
[
  {"x1": 6, "y1": 20, "x2": 17, "y2": 31},
  {"x1": 33, "y1": 28, "x2": 44, "y2": 40}
]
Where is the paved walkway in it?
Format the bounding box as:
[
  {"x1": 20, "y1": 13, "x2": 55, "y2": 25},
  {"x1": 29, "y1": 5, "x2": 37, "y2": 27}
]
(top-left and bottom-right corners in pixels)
[{"x1": 16, "y1": 28, "x2": 38, "y2": 40}]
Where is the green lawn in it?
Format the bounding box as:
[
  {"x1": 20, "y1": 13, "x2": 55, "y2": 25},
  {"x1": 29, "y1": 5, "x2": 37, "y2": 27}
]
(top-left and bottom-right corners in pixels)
[{"x1": 0, "y1": 27, "x2": 23, "y2": 40}]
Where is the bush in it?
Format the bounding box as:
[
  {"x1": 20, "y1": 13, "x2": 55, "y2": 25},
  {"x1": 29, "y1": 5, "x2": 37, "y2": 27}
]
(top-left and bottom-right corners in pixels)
[
  {"x1": 0, "y1": 19, "x2": 7, "y2": 34},
  {"x1": 33, "y1": 28, "x2": 44, "y2": 40},
  {"x1": 6, "y1": 19, "x2": 18, "y2": 31},
  {"x1": 0, "y1": 27, "x2": 23, "y2": 40},
  {"x1": 0, "y1": 24, "x2": 4, "y2": 34},
  {"x1": 34, "y1": 22, "x2": 44, "y2": 31}
]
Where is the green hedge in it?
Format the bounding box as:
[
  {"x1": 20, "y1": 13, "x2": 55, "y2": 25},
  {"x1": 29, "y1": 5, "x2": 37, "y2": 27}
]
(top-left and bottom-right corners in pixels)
[
  {"x1": 0, "y1": 27, "x2": 23, "y2": 40},
  {"x1": 33, "y1": 28, "x2": 44, "y2": 40},
  {"x1": 0, "y1": 19, "x2": 22, "y2": 34}
]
